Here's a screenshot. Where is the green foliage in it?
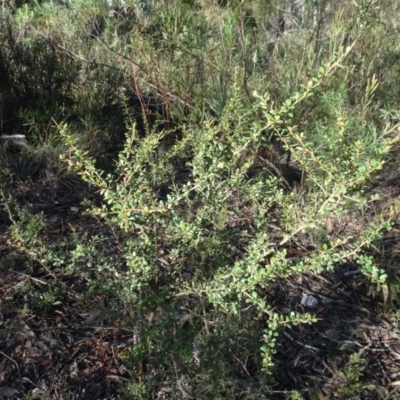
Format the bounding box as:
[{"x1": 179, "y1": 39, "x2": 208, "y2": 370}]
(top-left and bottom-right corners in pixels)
[
  {"x1": 286, "y1": 391, "x2": 306, "y2": 400},
  {"x1": 2, "y1": 0, "x2": 400, "y2": 397},
  {"x1": 335, "y1": 351, "x2": 367, "y2": 399},
  {"x1": 56, "y1": 43, "x2": 394, "y2": 377}
]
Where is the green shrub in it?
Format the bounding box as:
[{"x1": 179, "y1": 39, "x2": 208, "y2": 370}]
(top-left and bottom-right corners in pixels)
[
  {"x1": 52, "y1": 44, "x2": 394, "y2": 388},
  {"x1": 2, "y1": 0, "x2": 400, "y2": 397}
]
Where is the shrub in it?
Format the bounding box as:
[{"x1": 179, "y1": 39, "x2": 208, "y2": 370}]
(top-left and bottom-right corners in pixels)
[
  {"x1": 2, "y1": 0, "x2": 400, "y2": 397},
  {"x1": 51, "y1": 45, "x2": 395, "y2": 393}
]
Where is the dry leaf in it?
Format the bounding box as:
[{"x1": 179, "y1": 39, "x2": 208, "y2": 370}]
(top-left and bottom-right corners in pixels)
[
  {"x1": 382, "y1": 284, "x2": 389, "y2": 304},
  {"x1": 325, "y1": 216, "x2": 333, "y2": 234}
]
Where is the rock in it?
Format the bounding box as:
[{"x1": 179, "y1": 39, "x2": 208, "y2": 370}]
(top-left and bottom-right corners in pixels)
[{"x1": 301, "y1": 293, "x2": 318, "y2": 308}]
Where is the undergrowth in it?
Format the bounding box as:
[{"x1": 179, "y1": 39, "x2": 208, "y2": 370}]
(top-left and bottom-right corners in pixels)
[{"x1": 1, "y1": 0, "x2": 400, "y2": 398}]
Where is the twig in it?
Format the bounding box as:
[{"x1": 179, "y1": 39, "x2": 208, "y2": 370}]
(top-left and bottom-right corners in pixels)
[
  {"x1": 283, "y1": 331, "x2": 320, "y2": 353},
  {"x1": 1, "y1": 191, "x2": 16, "y2": 224},
  {"x1": 231, "y1": 353, "x2": 253, "y2": 380},
  {"x1": 320, "y1": 333, "x2": 364, "y2": 348},
  {"x1": 10, "y1": 270, "x2": 48, "y2": 285},
  {"x1": 258, "y1": 156, "x2": 291, "y2": 190},
  {"x1": 0, "y1": 351, "x2": 21, "y2": 378}
]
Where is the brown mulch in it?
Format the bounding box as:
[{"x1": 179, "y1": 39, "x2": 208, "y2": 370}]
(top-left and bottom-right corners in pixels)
[
  {"x1": 0, "y1": 175, "x2": 133, "y2": 399},
  {"x1": 0, "y1": 313, "x2": 132, "y2": 399},
  {"x1": 269, "y1": 267, "x2": 400, "y2": 399}
]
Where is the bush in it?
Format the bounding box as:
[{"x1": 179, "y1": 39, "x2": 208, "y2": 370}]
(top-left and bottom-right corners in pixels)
[{"x1": 2, "y1": 0, "x2": 400, "y2": 397}]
